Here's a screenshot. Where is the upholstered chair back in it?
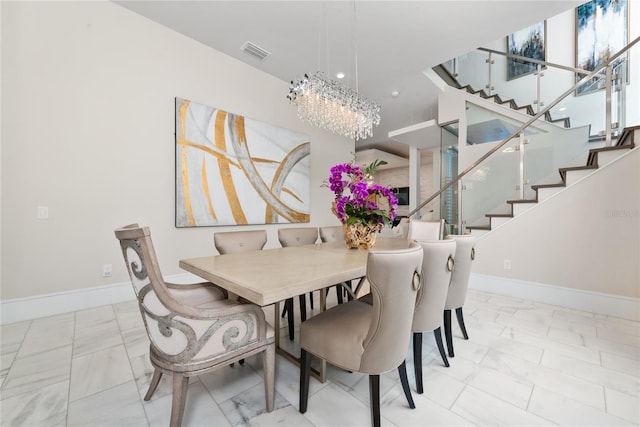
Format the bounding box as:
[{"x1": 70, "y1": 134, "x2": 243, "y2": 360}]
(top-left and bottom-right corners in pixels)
[
  {"x1": 319, "y1": 226, "x2": 344, "y2": 243},
  {"x1": 278, "y1": 227, "x2": 318, "y2": 247},
  {"x1": 360, "y1": 243, "x2": 423, "y2": 374},
  {"x1": 412, "y1": 240, "x2": 456, "y2": 332},
  {"x1": 214, "y1": 230, "x2": 267, "y2": 254},
  {"x1": 444, "y1": 234, "x2": 476, "y2": 309},
  {"x1": 407, "y1": 218, "x2": 444, "y2": 242}
]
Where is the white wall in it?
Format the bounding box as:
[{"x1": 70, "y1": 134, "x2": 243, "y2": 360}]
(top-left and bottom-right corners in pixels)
[{"x1": 0, "y1": 1, "x2": 352, "y2": 301}]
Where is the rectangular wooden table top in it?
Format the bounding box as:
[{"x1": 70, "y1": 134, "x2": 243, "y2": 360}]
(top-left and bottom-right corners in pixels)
[{"x1": 179, "y1": 237, "x2": 410, "y2": 306}]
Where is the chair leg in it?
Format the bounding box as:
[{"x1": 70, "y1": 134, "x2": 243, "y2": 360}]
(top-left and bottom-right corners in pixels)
[
  {"x1": 456, "y1": 307, "x2": 469, "y2": 339},
  {"x1": 309, "y1": 292, "x2": 314, "y2": 310},
  {"x1": 144, "y1": 368, "x2": 163, "y2": 401},
  {"x1": 412, "y1": 332, "x2": 423, "y2": 394},
  {"x1": 170, "y1": 374, "x2": 189, "y2": 427},
  {"x1": 281, "y1": 299, "x2": 288, "y2": 318},
  {"x1": 433, "y1": 327, "x2": 450, "y2": 367},
  {"x1": 287, "y1": 298, "x2": 295, "y2": 340},
  {"x1": 299, "y1": 294, "x2": 307, "y2": 322},
  {"x1": 263, "y1": 344, "x2": 275, "y2": 412},
  {"x1": 369, "y1": 375, "x2": 381, "y2": 427},
  {"x1": 398, "y1": 361, "x2": 415, "y2": 409},
  {"x1": 299, "y1": 349, "x2": 312, "y2": 413},
  {"x1": 336, "y1": 285, "x2": 344, "y2": 304},
  {"x1": 444, "y1": 309, "x2": 454, "y2": 357}
]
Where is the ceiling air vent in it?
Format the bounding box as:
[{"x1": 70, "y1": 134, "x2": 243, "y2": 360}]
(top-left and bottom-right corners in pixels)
[{"x1": 241, "y1": 41, "x2": 270, "y2": 61}]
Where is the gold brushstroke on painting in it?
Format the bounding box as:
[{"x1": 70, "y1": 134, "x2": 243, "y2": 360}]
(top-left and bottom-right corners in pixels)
[
  {"x1": 215, "y1": 111, "x2": 247, "y2": 224},
  {"x1": 176, "y1": 139, "x2": 241, "y2": 168},
  {"x1": 201, "y1": 158, "x2": 217, "y2": 221},
  {"x1": 179, "y1": 99, "x2": 196, "y2": 226}
]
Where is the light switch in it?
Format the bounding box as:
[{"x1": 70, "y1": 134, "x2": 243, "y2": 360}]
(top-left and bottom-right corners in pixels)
[{"x1": 37, "y1": 206, "x2": 49, "y2": 219}]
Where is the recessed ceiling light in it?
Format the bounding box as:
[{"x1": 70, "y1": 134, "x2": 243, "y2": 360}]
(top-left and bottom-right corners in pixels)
[
  {"x1": 336, "y1": 72, "x2": 345, "y2": 79},
  {"x1": 391, "y1": 90, "x2": 400, "y2": 97}
]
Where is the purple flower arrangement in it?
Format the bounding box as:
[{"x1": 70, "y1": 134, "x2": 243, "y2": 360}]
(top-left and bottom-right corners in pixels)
[{"x1": 326, "y1": 161, "x2": 398, "y2": 227}]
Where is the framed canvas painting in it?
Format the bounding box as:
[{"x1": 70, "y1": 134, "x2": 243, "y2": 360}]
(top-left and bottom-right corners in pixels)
[
  {"x1": 576, "y1": 0, "x2": 628, "y2": 95},
  {"x1": 175, "y1": 97, "x2": 310, "y2": 227},
  {"x1": 507, "y1": 21, "x2": 546, "y2": 80}
]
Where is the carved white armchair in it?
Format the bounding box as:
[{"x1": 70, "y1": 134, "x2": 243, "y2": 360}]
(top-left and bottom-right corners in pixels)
[{"x1": 114, "y1": 224, "x2": 274, "y2": 427}]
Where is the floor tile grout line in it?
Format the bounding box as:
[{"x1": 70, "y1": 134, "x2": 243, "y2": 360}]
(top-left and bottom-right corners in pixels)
[
  {"x1": 1, "y1": 319, "x2": 33, "y2": 387},
  {"x1": 114, "y1": 302, "x2": 153, "y2": 426}
]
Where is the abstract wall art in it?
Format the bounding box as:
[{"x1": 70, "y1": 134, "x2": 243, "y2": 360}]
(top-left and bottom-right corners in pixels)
[
  {"x1": 576, "y1": 0, "x2": 628, "y2": 95},
  {"x1": 175, "y1": 98, "x2": 310, "y2": 227},
  {"x1": 507, "y1": 21, "x2": 546, "y2": 80}
]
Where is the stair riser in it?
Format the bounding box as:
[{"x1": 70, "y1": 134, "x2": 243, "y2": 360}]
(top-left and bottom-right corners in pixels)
[
  {"x1": 595, "y1": 150, "x2": 624, "y2": 167},
  {"x1": 511, "y1": 203, "x2": 537, "y2": 216},
  {"x1": 489, "y1": 217, "x2": 511, "y2": 228},
  {"x1": 536, "y1": 187, "x2": 563, "y2": 202},
  {"x1": 468, "y1": 228, "x2": 489, "y2": 237},
  {"x1": 564, "y1": 169, "x2": 595, "y2": 186}
]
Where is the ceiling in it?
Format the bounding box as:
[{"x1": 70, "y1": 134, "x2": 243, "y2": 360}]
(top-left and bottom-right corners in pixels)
[{"x1": 114, "y1": 0, "x2": 583, "y2": 157}]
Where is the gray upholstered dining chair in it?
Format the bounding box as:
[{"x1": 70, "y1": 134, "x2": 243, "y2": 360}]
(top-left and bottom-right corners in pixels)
[
  {"x1": 214, "y1": 229, "x2": 268, "y2": 366},
  {"x1": 319, "y1": 225, "x2": 352, "y2": 303},
  {"x1": 318, "y1": 225, "x2": 343, "y2": 242},
  {"x1": 214, "y1": 229, "x2": 267, "y2": 254},
  {"x1": 299, "y1": 243, "x2": 423, "y2": 427},
  {"x1": 411, "y1": 239, "x2": 456, "y2": 394},
  {"x1": 407, "y1": 218, "x2": 445, "y2": 241},
  {"x1": 443, "y1": 234, "x2": 476, "y2": 357},
  {"x1": 115, "y1": 224, "x2": 275, "y2": 427},
  {"x1": 278, "y1": 227, "x2": 319, "y2": 340}
]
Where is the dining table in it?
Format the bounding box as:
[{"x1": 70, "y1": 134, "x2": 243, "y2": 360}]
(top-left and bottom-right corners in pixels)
[{"x1": 179, "y1": 236, "x2": 411, "y2": 381}]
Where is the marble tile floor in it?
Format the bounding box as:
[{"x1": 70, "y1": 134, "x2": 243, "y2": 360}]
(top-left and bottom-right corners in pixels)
[{"x1": 1, "y1": 289, "x2": 639, "y2": 426}]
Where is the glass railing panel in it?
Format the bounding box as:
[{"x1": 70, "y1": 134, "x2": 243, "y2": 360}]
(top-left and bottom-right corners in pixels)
[
  {"x1": 539, "y1": 66, "x2": 602, "y2": 136},
  {"x1": 440, "y1": 122, "x2": 460, "y2": 235},
  {"x1": 459, "y1": 135, "x2": 521, "y2": 231},
  {"x1": 459, "y1": 103, "x2": 522, "y2": 231},
  {"x1": 491, "y1": 56, "x2": 539, "y2": 110},
  {"x1": 523, "y1": 122, "x2": 593, "y2": 194},
  {"x1": 454, "y1": 50, "x2": 490, "y2": 93},
  {"x1": 458, "y1": 101, "x2": 593, "y2": 232}
]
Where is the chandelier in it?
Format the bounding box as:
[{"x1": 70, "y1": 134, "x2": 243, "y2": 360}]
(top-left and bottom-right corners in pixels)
[{"x1": 287, "y1": 71, "x2": 380, "y2": 140}]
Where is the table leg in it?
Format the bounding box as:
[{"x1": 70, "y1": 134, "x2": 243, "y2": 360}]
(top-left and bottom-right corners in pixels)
[{"x1": 274, "y1": 301, "x2": 281, "y2": 350}]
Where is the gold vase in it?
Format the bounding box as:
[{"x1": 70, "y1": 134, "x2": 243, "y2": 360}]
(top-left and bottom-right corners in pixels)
[{"x1": 342, "y1": 222, "x2": 382, "y2": 249}]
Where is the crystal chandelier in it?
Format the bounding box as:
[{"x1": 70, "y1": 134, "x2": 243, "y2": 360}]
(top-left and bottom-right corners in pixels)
[{"x1": 287, "y1": 71, "x2": 380, "y2": 140}]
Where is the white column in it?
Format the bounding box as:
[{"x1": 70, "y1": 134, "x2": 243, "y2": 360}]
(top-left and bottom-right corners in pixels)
[{"x1": 409, "y1": 146, "x2": 421, "y2": 219}]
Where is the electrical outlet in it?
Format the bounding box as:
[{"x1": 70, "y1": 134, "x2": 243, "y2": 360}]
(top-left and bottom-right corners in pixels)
[
  {"x1": 102, "y1": 264, "x2": 112, "y2": 278},
  {"x1": 503, "y1": 260, "x2": 512, "y2": 270},
  {"x1": 37, "y1": 206, "x2": 49, "y2": 219}
]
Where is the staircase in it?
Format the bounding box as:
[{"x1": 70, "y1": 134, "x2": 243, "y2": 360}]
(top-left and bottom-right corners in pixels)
[
  {"x1": 465, "y1": 125, "x2": 639, "y2": 234},
  {"x1": 433, "y1": 64, "x2": 571, "y2": 129}
]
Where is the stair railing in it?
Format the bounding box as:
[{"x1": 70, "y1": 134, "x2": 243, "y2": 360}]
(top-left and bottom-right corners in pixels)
[
  {"x1": 478, "y1": 46, "x2": 631, "y2": 142},
  {"x1": 409, "y1": 36, "x2": 639, "y2": 220}
]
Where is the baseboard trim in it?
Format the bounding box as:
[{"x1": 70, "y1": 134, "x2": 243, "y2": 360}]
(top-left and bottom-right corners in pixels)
[
  {"x1": 0, "y1": 273, "x2": 199, "y2": 325},
  {"x1": 470, "y1": 273, "x2": 640, "y2": 322},
  {"x1": 3, "y1": 273, "x2": 637, "y2": 324}
]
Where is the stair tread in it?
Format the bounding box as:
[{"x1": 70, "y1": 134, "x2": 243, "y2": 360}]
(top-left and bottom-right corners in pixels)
[
  {"x1": 590, "y1": 145, "x2": 633, "y2": 153},
  {"x1": 507, "y1": 199, "x2": 537, "y2": 204},
  {"x1": 559, "y1": 164, "x2": 598, "y2": 172},
  {"x1": 466, "y1": 224, "x2": 491, "y2": 230},
  {"x1": 531, "y1": 183, "x2": 565, "y2": 189},
  {"x1": 486, "y1": 213, "x2": 513, "y2": 218}
]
